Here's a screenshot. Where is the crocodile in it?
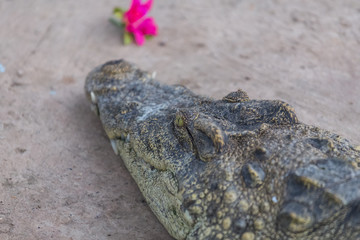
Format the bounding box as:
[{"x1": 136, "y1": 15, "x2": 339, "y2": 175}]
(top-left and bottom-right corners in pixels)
[{"x1": 84, "y1": 59, "x2": 360, "y2": 240}]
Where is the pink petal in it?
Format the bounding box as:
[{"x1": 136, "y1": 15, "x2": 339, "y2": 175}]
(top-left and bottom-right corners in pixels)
[
  {"x1": 124, "y1": 0, "x2": 153, "y2": 24},
  {"x1": 133, "y1": 30, "x2": 145, "y2": 46},
  {"x1": 137, "y1": 17, "x2": 158, "y2": 36}
]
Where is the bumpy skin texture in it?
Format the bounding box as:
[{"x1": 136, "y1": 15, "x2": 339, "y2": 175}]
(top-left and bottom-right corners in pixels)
[{"x1": 85, "y1": 60, "x2": 360, "y2": 240}]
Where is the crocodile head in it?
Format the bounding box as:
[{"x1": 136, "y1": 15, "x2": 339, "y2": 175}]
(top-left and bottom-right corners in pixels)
[{"x1": 85, "y1": 60, "x2": 360, "y2": 240}]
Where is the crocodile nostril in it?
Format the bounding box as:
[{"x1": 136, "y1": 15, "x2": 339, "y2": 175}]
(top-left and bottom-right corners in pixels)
[
  {"x1": 222, "y1": 89, "x2": 250, "y2": 103},
  {"x1": 278, "y1": 202, "x2": 314, "y2": 233},
  {"x1": 101, "y1": 59, "x2": 130, "y2": 74}
]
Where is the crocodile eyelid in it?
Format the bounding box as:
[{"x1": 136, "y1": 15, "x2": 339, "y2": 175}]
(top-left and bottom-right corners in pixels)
[{"x1": 193, "y1": 116, "x2": 227, "y2": 153}]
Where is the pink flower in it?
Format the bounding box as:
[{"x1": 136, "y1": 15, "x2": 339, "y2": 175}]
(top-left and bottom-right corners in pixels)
[{"x1": 123, "y1": 0, "x2": 158, "y2": 45}]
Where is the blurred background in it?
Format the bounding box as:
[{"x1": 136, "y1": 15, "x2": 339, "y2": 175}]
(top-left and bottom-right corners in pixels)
[{"x1": 0, "y1": 1, "x2": 359, "y2": 239}]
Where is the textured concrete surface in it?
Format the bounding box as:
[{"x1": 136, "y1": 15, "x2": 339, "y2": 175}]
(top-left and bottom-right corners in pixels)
[{"x1": 0, "y1": 0, "x2": 359, "y2": 239}]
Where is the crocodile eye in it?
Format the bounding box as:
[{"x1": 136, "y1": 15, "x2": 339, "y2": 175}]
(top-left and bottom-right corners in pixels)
[
  {"x1": 174, "y1": 110, "x2": 195, "y2": 152},
  {"x1": 175, "y1": 114, "x2": 185, "y2": 127},
  {"x1": 173, "y1": 110, "x2": 227, "y2": 161}
]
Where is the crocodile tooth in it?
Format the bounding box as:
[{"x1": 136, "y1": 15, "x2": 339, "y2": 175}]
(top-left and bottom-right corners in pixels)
[
  {"x1": 90, "y1": 104, "x2": 99, "y2": 116},
  {"x1": 152, "y1": 71, "x2": 157, "y2": 79},
  {"x1": 110, "y1": 139, "x2": 118, "y2": 155},
  {"x1": 126, "y1": 134, "x2": 130, "y2": 143},
  {"x1": 90, "y1": 91, "x2": 97, "y2": 103}
]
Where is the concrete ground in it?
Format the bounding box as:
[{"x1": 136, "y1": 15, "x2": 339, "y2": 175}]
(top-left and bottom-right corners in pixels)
[{"x1": 0, "y1": 0, "x2": 359, "y2": 239}]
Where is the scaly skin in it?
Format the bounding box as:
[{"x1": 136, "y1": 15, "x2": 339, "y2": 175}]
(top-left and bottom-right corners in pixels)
[{"x1": 85, "y1": 60, "x2": 360, "y2": 240}]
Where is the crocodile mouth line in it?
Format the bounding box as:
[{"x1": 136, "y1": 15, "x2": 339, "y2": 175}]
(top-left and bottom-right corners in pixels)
[
  {"x1": 111, "y1": 133, "x2": 183, "y2": 198},
  {"x1": 111, "y1": 131, "x2": 193, "y2": 239}
]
